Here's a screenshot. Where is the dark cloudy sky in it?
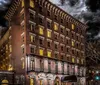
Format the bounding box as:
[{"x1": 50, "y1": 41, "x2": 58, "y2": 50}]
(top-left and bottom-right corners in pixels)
[{"x1": 0, "y1": 0, "x2": 100, "y2": 40}]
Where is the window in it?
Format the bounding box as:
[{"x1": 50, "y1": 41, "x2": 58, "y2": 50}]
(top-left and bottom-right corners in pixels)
[
  {"x1": 47, "y1": 41, "x2": 51, "y2": 48},
  {"x1": 55, "y1": 44, "x2": 58, "y2": 50},
  {"x1": 30, "y1": 23, "x2": 35, "y2": 31},
  {"x1": 39, "y1": 49, "x2": 44, "y2": 56},
  {"x1": 9, "y1": 45, "x2": 12, "y2": 52},
  {"x1": 30, "y1": 12, "x2": 35, "y2": 21},
  {"x1": 22, "y1": 0, "x2": 24, "y2": 7},
  {"x1": 47, "y1": 51, "x2": 51, "y2": 57},
  {"x1": 54, "y1": 15, "x2": 57, "y2": 20},
  {"x1": 72, "y1": 58, "x2": 75, "y2": 63},
  {"x1": 47, "y1": 10, "x2": 50, "y2": 16},
  {"x1": 39, "y1": 27, "x2": 44, "y2": 35},
  {"x1": 72, "y1": 50, "x2": 74, "y2": 54},
  {"x1": 72, "y1": 24, "x2": 75, "y2": 30},
  {"x1": 61, "y1": 55, "x2": 64, "y2": 60},
  {"x1": 54, "y1": 23, "x2": 58, "y2": 31},
  {"x1": 47, "y1": 30, "x2": 51, "y2": 38},
  {"x1": 21, "y1": 14, "x2": 24, "y2": 21},
  {"x1": 55, "y1": 53, "x2": 58, "y2": 58},
  {"x1": 30, "y1": 47, "x2": 35, "y2": 53},
  {"x1": 30, "y1": 35, "x2": 35, "y2": 42},
  {"x1": 47, "y1": 21, "x2": 51, "y2": 29},
  {"x1": 39, "y1": 17, "x2": 43, "y2": 24},
  {"x1": 66, "y1": 30, "x2": 68, "y2": 36},
  {"x1": 61, "y1": 18, "x2": 63, "y2": 23},
  {"x1": 66, "y1": 48, "x2": 69, "y2": 52},
  {"x1": 61, "y1": 36, "x2": 64, "y2": 42},
  {"x1": 22, "y1": 60, "x2": 25, "y2": 69},
  {"x1": 72, "y1": 41, "x2": 75, "y2": 46},
  {"x1": 22, "y1": 36, "x2": 24, "y2": 42},
  {"x1": 22, "y1": 47, "x2": 24, "y2": 54},
  {"x1": 39, "y1": 38, "x2": 43, "y2": 45},
  {"x1": 30, "y1": 0, "x2": 35, "y2": 8},
  {"x1": 61, "y1": 46, "x2": 64, "y2": 51},
  {"x1": 39, "y1": 6, "x2": 43, "y2": 13},
  {"x1": 54, "y1": 34, "x2": 58, "y2": 40},
  {"x1": 61, "y1": 27, "x2": 64, "y2": 33}
]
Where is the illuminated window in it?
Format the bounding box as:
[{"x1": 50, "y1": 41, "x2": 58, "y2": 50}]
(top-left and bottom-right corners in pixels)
[
  {"x1": 30, "y1": 78, "x2": 34, "y2": 85},
  {"x1": 39, "y1": 49, "x2": 43, "y2": 56},
  {"x1": 72, "y1": 41, "x2": 74, "y2": 46},
  {"x1": 30, "y1": 0, "x2": 35, "y2": 8},
  {"x1": 22, "y1": 0, "x2": 24, "y2": 7},
  {"x1": 72, "y1": 24, "x2": 75, "y2": 30},
  {"x1": 22, "y1": 61, "x2": 25, "y2": 69},
  {"x1": 72, "y1": 58, "x2": 75, "y2": 63},
  {"x1": 54, "y1": 23, "x2": 58, "y2": 31},
  {"x1": 9, "y1": 45, "x2": 12, "y2": 52},
  {"x1": 30, "y1": 35, "x2": 35, "y2": 42},
  {"x1": 39, "y1": 27, "x2": 44, "y2": 35},
  {"x1": 47, "y1": 51, "x2": 51, "y2": 57},
  {"x1": 47, "y1": 30, "x2": 51, "y2": 38}
]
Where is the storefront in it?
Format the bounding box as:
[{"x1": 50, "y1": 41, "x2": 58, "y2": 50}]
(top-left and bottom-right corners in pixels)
[{"x1": 26, "y1": 55, "x2": 86, "y2": 85}]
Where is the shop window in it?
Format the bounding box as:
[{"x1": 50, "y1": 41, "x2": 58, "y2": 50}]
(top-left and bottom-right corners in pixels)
[
  {"x1": 54, "y1": 23, "x2": 58, "y2": 31},
  {"x1": 30, "y1": 78, "x2": 34, "y2": 85},
  {"x1": 39, "y1": 49, "x2": 43, "y2": 56},
  {"x1": 39, "y1": 27, "x2": 44, "y2": 35},
  {"x1": 72, "y1": 24, "x2": 75, "y2": 30},
  {"x1": 30, "y1": 35, "x2": 35, "y2": 42},
  {"x1": 47, "y1": 30, "x2": 51, "y2": 38},
  {"x1": 47, "y1": 51, "x2": 51, "y2": 57},
  {"x1": 30, "y1": 0, "x2": 35, "y2": 8},
  {"x1": 22, "y1": 0, "x2": 24, "y2": 7}
]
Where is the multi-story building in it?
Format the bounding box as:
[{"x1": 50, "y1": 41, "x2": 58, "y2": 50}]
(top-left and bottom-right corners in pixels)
[{"x1": 0, "y1": 0, "x2": 87, "y2": 85}]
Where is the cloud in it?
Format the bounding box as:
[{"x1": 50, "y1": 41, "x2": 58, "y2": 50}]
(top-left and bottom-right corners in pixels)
[{"x1": 0, "y1": 0, "x2": 11, "y2": 10}]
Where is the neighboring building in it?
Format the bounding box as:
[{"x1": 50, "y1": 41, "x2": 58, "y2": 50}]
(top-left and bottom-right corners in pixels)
[{"x1": 0, "y1": 0, "x2": 87, "y2": 85}]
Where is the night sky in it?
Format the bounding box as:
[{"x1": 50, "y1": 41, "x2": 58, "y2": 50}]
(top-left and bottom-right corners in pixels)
[{"x1": 0, "y1": 0, "x2": 100, "y2": 41}]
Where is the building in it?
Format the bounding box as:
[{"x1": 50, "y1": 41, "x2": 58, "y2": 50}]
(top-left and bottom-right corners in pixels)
[{"x1": 0, "y1": 0, "x2": 87, "y2": 85}]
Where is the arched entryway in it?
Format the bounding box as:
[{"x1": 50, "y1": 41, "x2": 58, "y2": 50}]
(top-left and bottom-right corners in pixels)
[
  {"x1": 1, "y1": 79, "x2": 9, "y2": 85},
  {"x1": 54, "y1": 77, "x2": 61, "y2": 85}
]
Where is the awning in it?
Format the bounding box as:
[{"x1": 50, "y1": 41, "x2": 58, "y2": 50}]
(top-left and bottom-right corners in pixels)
[{"x1": 61, "y1": 75, "x2": 77, "y2": 82}]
